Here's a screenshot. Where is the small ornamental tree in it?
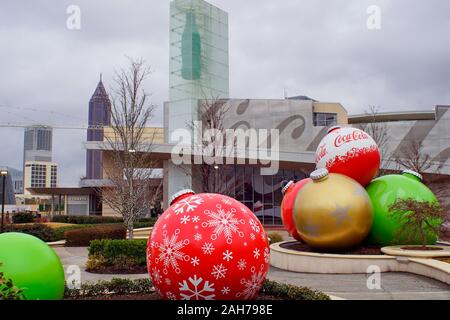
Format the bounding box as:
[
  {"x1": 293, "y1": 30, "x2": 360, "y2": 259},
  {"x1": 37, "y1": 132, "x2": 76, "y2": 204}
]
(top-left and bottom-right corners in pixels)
[
  {"x1": 0, "y1": 263, "x2": 25, "y2": 300},
  {"x1": 389, "y1": 198, "x2": 445, "y2": 248}
]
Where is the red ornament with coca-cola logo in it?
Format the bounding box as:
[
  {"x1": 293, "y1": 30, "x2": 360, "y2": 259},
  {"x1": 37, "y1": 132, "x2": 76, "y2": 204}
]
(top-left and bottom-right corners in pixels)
[
  {"x1": 147, "y1": 190, "x2": 270, "y2": 300},
  {"x1": 315, "y1": 126, "x2": 380, "y2": 186},
  {"x1": 281, "y1": 179, "x2": 311, "y2": 241}
]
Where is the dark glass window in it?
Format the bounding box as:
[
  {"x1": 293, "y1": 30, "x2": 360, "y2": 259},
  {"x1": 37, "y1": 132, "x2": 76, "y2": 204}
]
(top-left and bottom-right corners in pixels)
[{"x1": 313, "y1": 112, "x2": 337, "y2": 126}]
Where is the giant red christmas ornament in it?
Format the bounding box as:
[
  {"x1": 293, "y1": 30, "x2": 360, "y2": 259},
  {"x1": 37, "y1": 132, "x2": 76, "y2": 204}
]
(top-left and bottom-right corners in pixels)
[
  {"x1": 280, "y1": 179, "x2": 311, "y2": 241},
  {"x1": 315, "y1": 126, "x2": 380, "y2": 186},
  {"x1": 147, "y1": 190, "x2": 270, "y2": 300}
]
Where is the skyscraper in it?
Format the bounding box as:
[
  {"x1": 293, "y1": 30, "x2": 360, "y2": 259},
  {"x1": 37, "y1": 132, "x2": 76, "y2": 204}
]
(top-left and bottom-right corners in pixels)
[
  {"x1": 84, "y1": 76, "x2": 111, "y2": 215},
  {"x1": 23, "y1": 125, "x2": 57, "y2": 194},
  {"x1": 23, "y1": 125, "x2": 52, "y2": 164},
  {"x1": 85, "y1": 76, "x2": 111, "y2": 180}
]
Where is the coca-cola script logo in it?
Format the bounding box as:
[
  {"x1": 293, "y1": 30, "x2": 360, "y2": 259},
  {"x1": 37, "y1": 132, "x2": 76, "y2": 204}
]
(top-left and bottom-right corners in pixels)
[
  {"x1": 316, "y1": 144, "x2": 328, "y2": 163},
  {"x1": 334, "y1": 130, "x2": 370, "y2": 148}
]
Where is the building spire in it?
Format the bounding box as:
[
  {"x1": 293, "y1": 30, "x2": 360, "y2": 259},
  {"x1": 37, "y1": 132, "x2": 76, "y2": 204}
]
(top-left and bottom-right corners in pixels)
[{"x1": 100, "y1": 73, "x2": 103, "y2": 82}]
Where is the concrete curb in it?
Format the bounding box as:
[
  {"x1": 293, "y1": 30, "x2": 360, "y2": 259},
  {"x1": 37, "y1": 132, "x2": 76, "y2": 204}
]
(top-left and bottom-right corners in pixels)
[{"x1": 270, "y1": 241, "x2": 450, "y2": 285}]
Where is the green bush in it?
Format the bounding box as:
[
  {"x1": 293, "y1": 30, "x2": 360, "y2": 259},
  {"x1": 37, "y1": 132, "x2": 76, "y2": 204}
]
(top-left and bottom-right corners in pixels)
[
  {"x1": 0, "y1": 263, "x2": 25, "y2": 300},
  {"x1": 64, "y1": 278, "x2": 330, "y2": 300},
  {"x1": 51, "y1": 215, "x2": 158, "y2": 226},
  {"x1": 89, "y1": 239, "x2": 147, "y2": 266},
  {"x1": 268, "y1": 232, "x2": 284, "y2": 244},
  {"x1": 65, "y1": 225, "x2": 126, "y2": 247},
  {"x1": 261, "y1": 279, "x2": 330, "y2": 300},
  {"x1": 4, "y1": 223, "x2": 55, "y2": 242},
  {"x1": 65, "y1": 278, "x2": 153, "y2": 298},
  {"x1": 12, "y1": 212, "x2": 34, "y2": 224},
  {"x1": 51, "y1": 224, "x2": 97, "y2": 241},
  {"x1": 51, "y1": 215, "x2": 123, "y2": 225}
]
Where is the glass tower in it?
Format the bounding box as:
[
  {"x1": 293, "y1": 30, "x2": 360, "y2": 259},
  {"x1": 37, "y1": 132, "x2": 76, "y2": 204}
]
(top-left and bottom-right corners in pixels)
[
  {"x1": 166, "y1": 0, "x2": 229, "y2": 199},
  {"x1": 169, "y1": 0, "x2": 229, "y2": 139}
]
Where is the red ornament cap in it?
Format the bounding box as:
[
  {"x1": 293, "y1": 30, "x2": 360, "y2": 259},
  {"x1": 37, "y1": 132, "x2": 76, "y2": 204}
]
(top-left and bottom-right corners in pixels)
[
  {"x1": 281, "y1": 181, "x2": 294, "y2": 195},
  {"x1": 170, "y1": 189, "x2": 196, "y2": 205},
  {"x1": 327, "y1": 126, "x2": 342, "y2": 134}
]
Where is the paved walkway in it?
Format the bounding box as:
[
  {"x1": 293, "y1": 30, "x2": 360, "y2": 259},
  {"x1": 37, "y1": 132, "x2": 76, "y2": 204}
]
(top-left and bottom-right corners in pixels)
[
  {"x1": 268, "y1": 267, "x2": 450, "y2": 300},
  {"x1": 54, "y1": 247, "x2": 450, "y2": 300}
]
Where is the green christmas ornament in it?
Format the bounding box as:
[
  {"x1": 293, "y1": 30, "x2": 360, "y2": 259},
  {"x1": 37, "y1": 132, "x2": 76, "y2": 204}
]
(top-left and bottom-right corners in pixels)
[
  {"x1": 0, "y1": 232, "x2": 65, "y2": 300},
  {"x1": 366, "y1": 170, "x2": 441, "y2": 246}
]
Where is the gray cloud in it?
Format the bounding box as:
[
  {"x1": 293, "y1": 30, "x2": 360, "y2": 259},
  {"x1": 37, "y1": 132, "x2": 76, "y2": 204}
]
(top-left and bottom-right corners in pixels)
[{"x1": 1, "y1": 0, "x2": 449, "y2": 185}]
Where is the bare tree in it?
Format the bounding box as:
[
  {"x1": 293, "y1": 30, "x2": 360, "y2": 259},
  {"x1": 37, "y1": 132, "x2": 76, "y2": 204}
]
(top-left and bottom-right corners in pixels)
[
  {"x1": 359, "y1": 106, "x2": 394, "y2": 177},
  {"x1": 188, "y1": 97, "x2": 244, "y2": 197},
  {"x1": 393, "y1": 140, "x2": 449, "y2": 215},
  {"x1": 394, "y1": 140, "x2": 444, "y2": 174},
  {"x1": 389, "y1": 198, "x2": 445, "y2": 248},
  {"x1": 100, "y1": 58, "x2": 162, "y2": 239},
  {"x1": 363, "y1": 106, "x2": 389, "y2": 152}
]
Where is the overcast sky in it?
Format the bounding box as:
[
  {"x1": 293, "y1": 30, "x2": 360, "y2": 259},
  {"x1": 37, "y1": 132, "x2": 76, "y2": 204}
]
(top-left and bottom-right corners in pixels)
[{"x1": 1, "y1": 0, "x2": 449, "y2": 186}]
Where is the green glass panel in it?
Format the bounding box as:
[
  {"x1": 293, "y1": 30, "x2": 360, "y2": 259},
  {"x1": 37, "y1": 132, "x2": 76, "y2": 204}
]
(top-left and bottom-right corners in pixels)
[{"x1": 181, "y1": 11, "x2": 202, "y2": 80}]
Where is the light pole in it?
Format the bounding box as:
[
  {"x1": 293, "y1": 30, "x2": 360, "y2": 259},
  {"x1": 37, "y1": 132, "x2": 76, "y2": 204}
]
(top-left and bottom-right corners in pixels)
[{"x1": 1, "y1": 170, "x2": 8, "y2": 233}]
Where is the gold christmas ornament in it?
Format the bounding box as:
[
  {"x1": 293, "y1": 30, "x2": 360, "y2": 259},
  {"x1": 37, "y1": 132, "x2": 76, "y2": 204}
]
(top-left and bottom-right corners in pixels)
[{"x1": 293, "y1": 169, "x2": 373, "y2": 250}]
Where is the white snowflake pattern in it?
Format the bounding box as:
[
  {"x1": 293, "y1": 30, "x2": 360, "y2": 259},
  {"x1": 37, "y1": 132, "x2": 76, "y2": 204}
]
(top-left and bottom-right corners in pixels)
[
  {"x1": 164, "y1": 212, "x2": 172, "y2": 220},
  {"x1": 155, "y1": 229, "x2": 190, "y2": 274},
  {"x1": 180, "y1": 215, "x2": 190, "y2": 224},
  {"x1": 201, "y1": 242, "x2": 215, "y2": 255},
  {"x1": 191, "y1": 256, "x2": 200, "y2": 266},
  {"x1": 221, "y1": 287, "x2": 230, "y2": 295},
  {"x1": 172, "y1": 195, "x2": 204, "y2": 215},
  {"x1": 179, "y1": 275, "x2": 215, "y2": 300},
  {"x1": 249, "y1": 219, "x2": 261, "y2": 233},
  {"x1": 166, "y1": 292, "x2": 177, "y2": 300},
  {"x1": 222, "y1": 250, "x2": 233, "y2": 262},
  {"x1": 194, "y1": 233, "x2": 202, "y2": 241},
  {"x1": 165, "y1": 278, "x2": 171, "y2": 285},
  {"x1": 202, "y1": 205, "x2": 245, "y2": 244},
  {"x1": 192, "y1": 216, "x2": 200, "y2": 223},
  {"x1": 264, "y1": 247, "x2": 270, "y2": 264},
  {"x1": 253, "y1": 248, "x2": 261, "y2": 259},
  {"x1": 221, "y1": 198, "x2": 232, "y2": 205},
  {"x1": 152, "y1": 267, "x2": 162, "y2": 284},
  {"x1": 250, "y1": 233, "x2": 256, "y2": 240},
  {"x1": 211, "y1": 264, "x2": 227, "y2": 280},
  {"x1": 240, "y1": 206, "x2": 249, "y2": 214},
  {"x1": 236, "y1": 266, "x2": 266, "y2": 299},
  {"x1": 162, "y1": 224, "x2": 167, "y2": 229},
  {"x1": 237, "y1": 259, "x2": 247, "y2": 271}
]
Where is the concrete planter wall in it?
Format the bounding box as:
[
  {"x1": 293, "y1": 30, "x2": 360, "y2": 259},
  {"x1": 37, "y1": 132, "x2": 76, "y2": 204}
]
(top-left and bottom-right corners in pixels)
[{"x1": 270, "y1": 241, "x2": 450, "y2": 285}]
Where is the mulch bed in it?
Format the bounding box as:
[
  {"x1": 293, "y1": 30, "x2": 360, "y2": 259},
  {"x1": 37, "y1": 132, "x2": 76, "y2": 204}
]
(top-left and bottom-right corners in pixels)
[
  {"x1": 86, "y1": 266, "x2": 148, "y2": 274},
  {"x1": 280, "y1": 241, "x2": 383, "y2": 255},
  {"x1": 65, "y1": 293, "x2": 282, "y2": 300},
  {"x1": 400, "y1": 246, "x2": 443, "y2": 251}
]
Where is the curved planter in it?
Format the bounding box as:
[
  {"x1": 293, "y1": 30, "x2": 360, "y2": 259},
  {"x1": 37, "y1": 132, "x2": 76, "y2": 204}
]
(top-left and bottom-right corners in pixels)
[{"x1": 270, "y1": 241, "x2": 450, "y2": 285}]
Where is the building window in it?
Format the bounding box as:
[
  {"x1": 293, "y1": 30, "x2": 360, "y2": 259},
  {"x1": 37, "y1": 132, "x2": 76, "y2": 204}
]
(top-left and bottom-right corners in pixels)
[
  {"x1": 51, "y1": 165, "x2": 57, "y2": 188},
  {"x1": 313, "y1": 112, "x2": 337, "y2": 127},
  {"x1": 210, "y1": 166, "x2": 308, "y2": 226},
  {"x1": 31, "y1": 164, "x2": 46, "y2": 188}
]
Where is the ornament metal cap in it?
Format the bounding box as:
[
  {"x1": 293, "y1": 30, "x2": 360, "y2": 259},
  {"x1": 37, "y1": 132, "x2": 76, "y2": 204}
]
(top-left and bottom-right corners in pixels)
[
  {"x1": 281, "y1": 180, "x2": 294, "y2": 195},
  {"x1": 327, "y1": 126, "x2": 342, "y2": 134},
  {"x1": 310, "y1": 168, "x2": 329, "y2": 181},
  {"x1": 170, "y1": 189, "x2": 195, "y2": 206},
  {"x1": 402, "y1": 170, "x2": 423, "y2": 181}
]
